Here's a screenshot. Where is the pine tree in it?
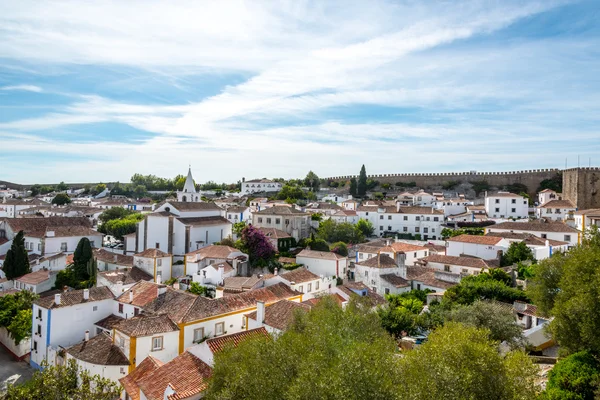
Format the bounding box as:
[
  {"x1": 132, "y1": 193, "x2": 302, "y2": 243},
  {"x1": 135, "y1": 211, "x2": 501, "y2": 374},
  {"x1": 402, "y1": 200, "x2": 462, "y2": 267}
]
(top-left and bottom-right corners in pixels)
[
  {"x1": 73, "y1": 238, "x2": 94, "y2": 282},
  {"x1": 357, "y1": 164, "x2": 368, "y2": 196},
  {"x1": 349, "y1": 178, "x2": 357, "y2": 197},
  {"x1": 4, "y1": 231, "x2": 31, "y2": 280}
]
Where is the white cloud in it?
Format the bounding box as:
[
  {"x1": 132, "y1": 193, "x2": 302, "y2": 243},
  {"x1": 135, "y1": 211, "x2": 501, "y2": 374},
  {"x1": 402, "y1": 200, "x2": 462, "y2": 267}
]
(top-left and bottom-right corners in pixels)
[{"x1": 1, "y1": 84, "x2": 42, "y2": 92}]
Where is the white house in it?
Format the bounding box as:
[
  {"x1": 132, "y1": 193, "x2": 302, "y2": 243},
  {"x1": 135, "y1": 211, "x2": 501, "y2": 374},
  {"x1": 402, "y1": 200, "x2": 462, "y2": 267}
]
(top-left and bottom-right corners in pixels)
[
  {"x1": 245, "y1": 301, "x2": 309, "y2": 335},
  {"x1": 189, "y1": 327, "x2": 270, "y2": 366},
  {"x1": 265, "y1": 267, "x2": 330, "y2": 299},
  {"x1": 354, "y1": 253, "x2": 409, "y2": 295},
  {"x1": 485, "y1": 221, "x2": 579, "y2": 247},
  {"x1": 0, "y1": 197, "x2": 50, "y2": 218},
  {"x1": 94, "y1": 248, "x2": 133, "y2": 271},
  {"x1": 133, "y1": 248, "x2": 174, "y2": 283},
  {"x1": 341, "y1": 199, "x2": 358, "y2": 211},
  {"x1": 573, "y1": 209, "x2": 600, "y2": 235},
  {"x1": 304, "y1": 202, "x2": 343, "y2": 216},
  {"x1": 184, "y1": 245, "x2": 248, "y2": 284},
  {"x1": 295, "y1": 249, "x2": 348, "y2": 279},
  {"x1": 96, "y1": 266, "x2": 153, "y2": 297},
  {"x1": 225, "y1": 205, "x2": 252, "y2": 224},
  {"x1": 356, "y1": 205, "x2": 445, "y2": 240},
  {"x1": 535, "y1": 199, "x2": 576, "y2": 222},
  {"x1": 485, "y1": 192, "x2": 529, "y2": 220},
  {"x1": 252, "y1": 206, "x2": 311, "y2": 240},
  {"x1": 446, "y1": 234, "x2": 506, "y2": 259},
  {"x1": 420, "y1": 254, "x2": 498, "y2": 276},
  {"x1": 356, "y1": 240, "x2": 430, "y2": 267},
  {"x1": 30, "y1": 287, "x2": 115, "y2": 370},
  {"x1": 330, "y1": 210, "x2": 359, "y2": 224},
  {"x1": 241, "y1": 178, "x2": 282, "y2": 195},
  {"x1": 537, "y1": 189, "x2": 562, "y2": 206},
  {"x1": 13, "y1": 269, "x2": 57, "y2": 294}
]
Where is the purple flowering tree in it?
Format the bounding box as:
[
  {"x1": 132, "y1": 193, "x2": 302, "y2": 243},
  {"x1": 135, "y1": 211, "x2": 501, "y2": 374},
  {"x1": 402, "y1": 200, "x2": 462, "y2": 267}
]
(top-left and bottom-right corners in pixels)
[{"x1": 240, "y1": 225, "x2": 276, "y2": 267}]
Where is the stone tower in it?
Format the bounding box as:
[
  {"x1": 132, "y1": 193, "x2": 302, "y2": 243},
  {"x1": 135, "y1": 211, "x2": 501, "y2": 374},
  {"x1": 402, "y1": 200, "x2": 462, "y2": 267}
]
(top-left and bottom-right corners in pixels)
[{"x1": 562, "y1": 167, "x2": 600, "y2": 210}]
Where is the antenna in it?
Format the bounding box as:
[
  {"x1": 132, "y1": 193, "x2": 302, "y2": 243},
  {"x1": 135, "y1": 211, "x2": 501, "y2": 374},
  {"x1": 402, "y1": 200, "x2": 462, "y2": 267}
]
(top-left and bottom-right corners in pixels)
[{"x1": 578, "y1": 155, "x2": 580, "y2": 168}]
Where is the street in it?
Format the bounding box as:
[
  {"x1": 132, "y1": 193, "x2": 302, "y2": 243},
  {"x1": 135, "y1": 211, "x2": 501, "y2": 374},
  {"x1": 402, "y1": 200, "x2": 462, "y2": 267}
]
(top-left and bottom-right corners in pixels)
[{"x1": 0, "y1": 346, "x2": 34, "y2": 393}]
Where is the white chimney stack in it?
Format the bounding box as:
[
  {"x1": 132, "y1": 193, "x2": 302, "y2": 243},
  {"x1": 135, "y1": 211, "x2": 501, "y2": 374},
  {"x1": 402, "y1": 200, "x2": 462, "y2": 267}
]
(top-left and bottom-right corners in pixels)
[
  {"x1": 83, "y1": 288, "x2": 89, "y2": 300},
  {"x1": 156, "y1": 274, "x2": 162, "y2": 285},
  {"x1": 116, "y1": 281, "x2": 123, "y2": 294},
  {"x1": 274, "y1": 267, "x2": 278, "y2": 276},
  {"x1": 84, "y1": 330, "x2": 89, "y2": 342},
  {"x1": 54, "y1": 293, "x2": 61, "y2": 305},
  {"x1": 256, "y1": 301, "x2": 265, "y2": 326},
  {"x1": 129, "y1": 290, "x2": 134, "y2": 303}
]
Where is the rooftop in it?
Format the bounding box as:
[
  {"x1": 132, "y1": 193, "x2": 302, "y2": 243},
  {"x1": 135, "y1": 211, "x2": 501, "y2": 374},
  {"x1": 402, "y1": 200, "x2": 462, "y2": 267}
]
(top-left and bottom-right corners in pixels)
[
  {"x1": 66, "y1": 333, "x2": 129, "y2": 366},
  {"x1": 134, "y1": 248, "x2": 170, "y2": 258},
  {"x1": 356, "y1": 254, "x2": 398, "y2": 269},
  {"x1": 255, "y1": 206, "x2": 308, "y2": 215},
  {"x1": 176, "y1": 216, "x2": 231, "y2": 227},
  {"x1": 380, "y1": 274, "x2": 410, "y2": 288},
  {"x1": 116, "y1": 314, "x2": 179, "y2": 337},
  {"x1": 35, "y1": 286, "x2": 113, "y2": 309},
  {"x1": 4, "y1": 216, "x2": 91, "y2": 238},
  {"x1": 258, "y1": 227, "x2": 292, "y2": 239},
  {"x1": 538, "y1": 199, "x2": 575, "y2": 209},
  {"x1": 296, "y1": 249, "x2": 345, "y2": 260},
  {"x1": 245, "y1": 301, "x2": 310, "y2": 331},
  {"x1": 16, "y1": 269, "x2": 54, "y2": 285},
  {"x1": 447, "y1": 234, "x2": 504, "y2": 245},
  {"x1": 120, "y1": 356, "x2": 164, "y2": 400},
  {"x1": 98, "y1": 266, "x2": 153, "y2": 285},
  {"x1": 421, "y1": 254, "x2": 498, "y2": 269},
  {"x1": 490, "y1": 221, "x2": 579, "y2": 233},
  {"x1": 93, "y1": 248, "x2": 134, "y2": 266},
  {"x1": 186, "y1": 245, "x2": 240, "y2": 259},
  {"x1": 162, "y1": 201, "x2": 222, "y2": 211},
  {"x1": 205, "y1": 327, "x2": 270, "y2": 354},
  {"x1": 280, "y1": 267, "x2": 320, "y2": 284}
]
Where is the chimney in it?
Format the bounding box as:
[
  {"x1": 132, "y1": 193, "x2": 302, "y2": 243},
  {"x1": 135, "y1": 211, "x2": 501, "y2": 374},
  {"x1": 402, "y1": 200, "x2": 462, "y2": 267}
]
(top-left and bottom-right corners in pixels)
[
  {"x1": 156, "y1": 274, "x2": 162, "y2": 285},
  {"x1": 63, "y1": 285, "x2": 68, "y2": 293},
  {"x1": 158, "y1": 285, "x2": 167, "y2": 296},
  {"x1": 218, "y1": 265, "x2": 225, "y2": 280},
  {"x1": 256, "y1": 301, "x2": 265, "y2": 326},
  {"x1": 116, "y1": 281, "x2": 123, "y2": 294},
  {"x1": 274, "y1": 267, "x2": 278, "y2": 276},
  {"x1": 84, "y1": 330, "x2": 89, "y2": 342},
  {"x1": 54, "y1": 293, "x2": 61, "y2": 305},
  {"x1": 215, "y1": 287, "x2": 224, "y2": 299},
  {"x1": 83, "y1": 288, "x2": 89, "y2": 300},
  {"x1": 113, "y1": 254, "x2": 118, "y2": 263},
  {"x1": 129, "y1": 290, "x2": 134, "y2": 303},
  {"x1": 513, "y1": 301, "x2": 527, "y2": 312},
  {"x1": 173, "y1": 282, "x2": 180, "y2": 290},
  {"x1": 545, "y1": 240, "x2": 550, "y2": 247}
]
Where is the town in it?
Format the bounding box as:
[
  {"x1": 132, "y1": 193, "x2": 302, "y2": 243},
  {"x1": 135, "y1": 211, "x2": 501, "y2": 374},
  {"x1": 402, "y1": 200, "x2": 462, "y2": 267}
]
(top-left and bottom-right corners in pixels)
[{"x1": 0, "y1": 165, "x2": 599, "y2": 399}]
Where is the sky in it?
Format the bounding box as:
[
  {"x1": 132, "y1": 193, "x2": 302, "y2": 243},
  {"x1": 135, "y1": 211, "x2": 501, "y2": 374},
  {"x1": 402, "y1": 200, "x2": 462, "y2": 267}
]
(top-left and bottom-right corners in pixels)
[{"x1": 0, "y1": 0, "x2": 599, "y2": 185}]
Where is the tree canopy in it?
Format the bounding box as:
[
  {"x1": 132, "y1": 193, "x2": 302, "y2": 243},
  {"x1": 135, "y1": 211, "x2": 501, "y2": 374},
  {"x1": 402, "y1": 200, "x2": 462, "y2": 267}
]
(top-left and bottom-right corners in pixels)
[
  {"x1": 316, "y1": 219, "x2": 364, "y2": 244},
  {"x1": 443, "y1": 269, "x2": 528, "y2": 305},
  {"x1": 541, "y1": 351, "x2": 600, "y2": 400},
  {"x1": 0, "y1": 290, "x2": 38, "y2": 345},
  {"x1": 3, "y1": 231, "x2": 31, "y2": 280},
  {"x1": 51, "y1": 192, "x2": 71, "y2": 205},
  {"x1": 304, "y1": 171, "x2": 320, "y2": 192},
  {"x1": 502, "y1": 241, "x2": 535, "y2": 267},
  {"x1": 355, "y1": 218, "x2": 375, "y2": 237},
  {"x1": 239, "y1": 225, "x2": 276, "y2": 267},
  {"x1": 357, "y1": 164, "x2": 368, "y2": 196}
]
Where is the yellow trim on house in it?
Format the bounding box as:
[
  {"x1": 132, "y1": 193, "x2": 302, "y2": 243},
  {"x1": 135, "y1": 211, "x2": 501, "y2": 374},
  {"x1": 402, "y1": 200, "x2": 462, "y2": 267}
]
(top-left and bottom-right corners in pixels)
[
  {"x1": 170, "y1": 255, "x2": 173, "y2": 279},
  {"x1": 154, "y1": 258, "x2": 157, "y2": 282},
  {"x1": 129, "y1": 336, "x2": 137, "y2": 373},
  {"x1": 184, "y1": 257, "x2": 187, "y2": 276},
  {"x1": 580, "y1": 213, "x2": 586, "y2": 244},
  {"x1": 178, "y1": 325, "x2": 185, "y2": 354}
]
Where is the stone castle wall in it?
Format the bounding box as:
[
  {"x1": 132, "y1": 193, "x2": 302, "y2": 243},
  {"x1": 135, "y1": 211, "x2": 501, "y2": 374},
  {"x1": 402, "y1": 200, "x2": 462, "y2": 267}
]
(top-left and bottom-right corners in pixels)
[{"x1": 562, "y1": 167, "x2": 600, "y2": 210}]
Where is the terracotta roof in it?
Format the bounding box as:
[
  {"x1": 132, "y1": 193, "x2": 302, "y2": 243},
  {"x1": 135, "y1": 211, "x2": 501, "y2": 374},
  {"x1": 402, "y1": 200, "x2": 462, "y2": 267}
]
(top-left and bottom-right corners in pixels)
[
  {"x1": 423, "y1": 243, "x2": 446, "y2": 253},
  {"x1": 94, "y1": 314, "x2": 125, "y2": 330},
  {"x1": 515, "y1": 302, "x2": 540, "y2": 317},
  {"x1": 117, "y1": 281, "x2": 161, "y2": 306},
  {"x1": 0, "y1": 289, "x2": 19, "y2": 297},
  {"x1": 93, "y1": 248, "x2": 133, "y2": 266},
  {"x1": 490, "y1": 221, "x2": 579, "y2": 233},
  {"x1": 421, "y1": 254, "x2": 497, "y2": 269},
  {"x1": 142, "y1": 289, "x2": 198, "y2": 324},
  {"x1": 222, "y1": 276, "x2": 263, "y2": 292},
  {"x1": 134, "y1": 248, "x2": 170, "y2": 258},
  {"x1": 397, "y1": 206, "x2": 444, "y2": 215},
  {"x1": 245, "y1": 301, "x2": 310, "y2": 331},
  {"x1": 296, "y1": 249, "x2": 345, "y2": 260},
  {"x1": 278, "y1": 257, "x2": 296, "y2": 264},
  {"x1": 382, "y1": 242, "x2": 428, "y2": 253},
  {"x1": 120, "y1": 356, "x2": 164, "y2": 400},
  {"x1": 225, "y1": 206, "x2": 248, "y2": 213},
  {"x1": 66, "y1": 333, "x2": 129, "y2": 366},
  {"x1": 573, "y1": 208, "x2": 600, "y2": 216},
  {"x1": 356, "y1": 254, "x2": 397, "y2": 268},
  {"x1": 538, "y1": 199, "x2": 575, "y2": 209},
  {"x1": 182, "y1": 283, "x2": 301, "y2": 323},
  {"x1": 485, "y1": 232, "x2": 568, "y2": 246},
  {"x1": 306, "y1": 202, "x2": 342, "y2": 210},
  {"x1": 98, "y1": 267, "x2": 153, "y2": 285},
  {"x1": 337, "y1": 282, "x2": 386, "y2": 306},
  {"x1": 206, "y1": 327, "x2": 270, "y2": 354},
  {"x1": 255, "y1": 206, "x2": 308, "y2": 215},
  {"x1": 380, "y1": 274, "x2": 410, "y2": 288},
  {"x1": 209, "y1": 261, "x2": 234, "y2": 274},
  {"x1": 447, "y1": 234, "x2": 503, "y2": 245},
  {"x1": 35, "y1": 286, "x2": 113, "y2": 309},
  {"x1": 302, "y1": 293, "x2": 346, "y2": 307},
  {"x1": 176, "y1": 216, "x2": 231, "y2": 226},
  {"x1": 44, "y1": 225, "x2": 100, "y2": 238},
  {"x1": 411, "y1": 269, "x2": 456, "y2": 290},
  {"x1": 280, "y1": 267, "x2": 319, "y2": 284},
  {"x1": 186, "y1": 245, "x2": 239, "y2": 259},
  {"x1": 487, "y1": 192, "x2": 523, "y2": 198},
  {"x1": 137, "y1": 352, "x2": 213, "y2": 400},
  {"x1": 258, "y1": 227, "x2": 292, "y2": 239},
  {"x1": 16, "y1": 269, "x2": 53, "y2": 285},
  {"x1": 4, "y1": 217, "x2": 91, "y2": 238},
  {"x1": 116, "y1": 314, "x2": 179, "y2": 337},
  {"x1": 163, "y1": 201, "x2": 222, "y2": 211}
]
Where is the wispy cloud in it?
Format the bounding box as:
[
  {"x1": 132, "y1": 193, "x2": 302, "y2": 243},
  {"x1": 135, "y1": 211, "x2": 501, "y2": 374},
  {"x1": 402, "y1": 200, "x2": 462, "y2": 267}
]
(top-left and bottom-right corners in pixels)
[{"x1": 1, "y1": 84, "x2": 42, "y2": 92}]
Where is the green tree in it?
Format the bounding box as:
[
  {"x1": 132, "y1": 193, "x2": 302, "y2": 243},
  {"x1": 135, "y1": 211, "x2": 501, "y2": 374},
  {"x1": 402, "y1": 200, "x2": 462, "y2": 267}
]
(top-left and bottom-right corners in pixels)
[
  {"x1": 304, "y1": 171, "x2": 320, "y2": 192},
  {"x1": 232, "y1": 221, "x2": 247, "y2": 236},
  {"x1": 173, "y1": 174, "x2": 186, "y2": 190},
  {"x1": 446, "y1": 301, "x2": 523, "y2": 346},
  {"x1": 51, "y1": 192, "x2": 72, "y2": 205},
  {"x1": 205, "y1": 298, "x2": 400, "y2": 400},
  {"x1": 306, "y1": 236, "x2": 330, "y2": 252},
  {"x1": 188, "y1": 282, "x2": 209, "y2": 296},
  {"x1": 0, "y1": 290, "x2": 37, "y2": 344},
  {"x1": 541, "y1": 351, "x2": 600, "y2": 400},
  {"x1": 98, "y1": 207, "x2": 136, "y2": 224},
  {"x1": 133, "y1": 184, "x2": 147, "y2": 198},
  {"x1": 356, "y1": 218, "x2": 375, "y2": 237},
  {"x1": 349, "y1": 177, "x2": 357, "y2": 197},
  {"x1": 537, "y1": 173, "x2": 563, "y2": 193},
  {"x1": 3, "y1": 231, "x2": 31, "y2": 280},
  {"x1": 330, "y1": 241, "x2": 348, "y2": 256},
  {"x1": 73, "y1": 238, "x2": 95, "y2": 284},
  {"x1": 91, "y1": 183, "x2": 107, "y2": 196},
  {"x1": 502, "y1": 241, "x2": 535, "y2": 266},
  {"x1": 56, "y1": 181, "x2": 69, "y2": 191},
  {"x1": 29, "y1": 184, "x2": 41, "y2": 196},
  {"x1": 472, "y1": 180, "x2": 490, "y2": 196},
  {"x1": 528, "y1": 227, "x2": 600, "y2": 354},
  {"x1": 444, "y1": 270, "x2": 529, "y2": 305},
  {"x1": 99, "y1": 213, "x2": 143, "y2": 239},
  {"x1": 441, "y1": 227, "x2": 484, "y2": 239},
  {"x1": 317, "y1": 219, "x2": 364, "y2": 244},
  {"x1": 357, "y1": 164, "x2": 368, "y2": 196},
  {"x1": 397, "y1": 323, "x2": 538, "y2": 400},
  {"x1": 4, "y1": 359, "x2": 121, "y2": 400}
]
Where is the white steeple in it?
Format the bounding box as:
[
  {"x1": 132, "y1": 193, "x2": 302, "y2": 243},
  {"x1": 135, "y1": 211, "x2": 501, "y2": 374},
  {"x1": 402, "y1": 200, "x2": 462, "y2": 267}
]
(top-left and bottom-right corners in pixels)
[{"x1": 183, "y1": 166, "x2": 197, "y2": 194}]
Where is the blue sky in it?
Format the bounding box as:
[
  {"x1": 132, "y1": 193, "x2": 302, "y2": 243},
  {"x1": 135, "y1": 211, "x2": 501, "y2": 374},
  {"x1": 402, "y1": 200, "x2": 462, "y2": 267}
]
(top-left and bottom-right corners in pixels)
[{"x1": 0, "y1": 0, "x2": 599, "y2": 184}]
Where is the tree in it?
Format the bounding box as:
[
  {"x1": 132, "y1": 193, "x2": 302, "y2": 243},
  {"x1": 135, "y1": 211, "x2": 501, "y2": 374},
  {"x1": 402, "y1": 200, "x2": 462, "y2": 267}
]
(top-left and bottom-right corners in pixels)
[
  {"x1": 29, "y1": 184, "x2": 41, "y2": 196},
  {"x1": 304, "y1": 171, "x2": 320, "y2": 192},
  {"x1": 396, "y1": 323, "x2": 538, "y2": 400},
  {"x1": 541, "y1": 351, "x2": 600, "y2": 400},
  {"x1": 99, "y1": 213, "x2": 143, "y2": 239},
  {"x1": 133, "y1": 184, "x2": 147, "y2": 198},
  {"x1": 357, "y1": 164, "x2": 368, "y2": 196},
  {"x1": 72, "y1": 238, "x2": 95, "y2": 285},
  {"x1": 91, "y1": 183, "x2": 107, "y2": 196},
  {"x1": 232, "y1": 221, "x2": 247, "y2": 236},
  {"x1": 56, "y1": 181, "x2": 69, "y2": 191},
  {"x1": 316, "y1": 219, "x2": 364, "y2": 244},
  {"x1": 306, "y1": 235, "x2": 330, "y2": 252},
  {"x1": 3, "y1": 231, "x2": 31, "y2": 280},
  {"x1": 98, "y1": 207, "x2": 135, "y2": 224},
  {"x1": 356, "y1": 218, "x2": 375, "y2": 237},
  {"x1": 444, "y1": 270, "x2": 529, "y2": 305},
  {"x1": 188, "y1": 282, "x2": 210, "y2": 297},
  {"x1": 502, "y1": 241, "x2": 535, "y2": 266},
  {"x1": 446, "y1": 301, "x2": 523, "y2": 347},
  {"x1": 0, "y1": 290, "x2": 37, "y2": 344},
  {"x1": 51, "y1": 193, "x2": 72, "y2": 205},
  {"x1": 471, "y1": 180, "x2": 490, "y2": 197},
  {"x1": 330, "y1": 241, "x2": 348, "y2": 256},
  {"x1": 537, "y1": 173, "x2": 563, "y2": 193},
  {"x1": 205, "y1": 298, "x2": 400, "y2": 400},
  {"x1": 239, "y1": 225, "x2": 276, "y2": 267},
  {"x1": 441, "y1": 227, "x2": 484, "y2": 239},
  {"x1": 4, "y1": 359, "x2": 121, "y2": 400},
  {"x1": 528, "y1": 227, "x2": 600, "y2": 354},
  {"x1": 349, "y1": 177, "x2": 357, "y2": 197}
]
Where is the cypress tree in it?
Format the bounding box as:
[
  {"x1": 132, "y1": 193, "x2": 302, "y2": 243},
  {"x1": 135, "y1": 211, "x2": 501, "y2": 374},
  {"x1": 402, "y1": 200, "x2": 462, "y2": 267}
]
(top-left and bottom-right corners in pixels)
[
  {"x1": 4, "y1": 231, "x2": 31, "y2": 280},
  {"x1": 357, "y1": 164, "x2": 368, "y2": 196},
  {"x1": 73, "y1": 238, "x2": 93, "y2": 282},
  {"x1": 349, "y1": 178, "x2": 357, "y2": 197}
]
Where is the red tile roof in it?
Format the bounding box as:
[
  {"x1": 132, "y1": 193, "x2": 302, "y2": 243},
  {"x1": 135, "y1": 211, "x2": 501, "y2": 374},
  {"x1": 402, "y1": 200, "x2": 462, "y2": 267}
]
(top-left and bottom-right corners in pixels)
[
  {"x1": 66, "y1": 333, "x2": 129, "y2": 366},
  {"x1": 93, "y1": 248, "x2": 133, "y2": 266},
  {"x1": 280, "y1": 267, "x2": 320, "y2": 284},
  {"x1": 35, "y1": 286, "x2": 113, "y2": 309},
  {"x1": 117, "y1": 281, "x2": 161, "y2": 306},
  {"x1": 421, "y1": 254, "x2": 498, "y2": 269},
  {"x1": 296, "y1": 249, "x2": 345, "y2": 260},
  {"x1": 120, "y1": 356, "x2": 164, "y2": 400},
  {"x1": 16, "y1": 269, "x2": 53, "y2": 285},
  {"x1": 116, "y1": 314, "x2": 179, "y2": 337},
  {"x1": 205, "y1": 327, "x2": 270, "y2": 354},
  {"x1": 134, "y1": 248, "x2": 170, "y2": 258},
  {"x1": 447, "y1": 234, "x2": 503, "y2": 245},
  {"x1": 185, "y1": 245, "x2": 239, "y2": 259},
  {"x1": 245, "y1": 301, "x2": 310, "y2": 331}
]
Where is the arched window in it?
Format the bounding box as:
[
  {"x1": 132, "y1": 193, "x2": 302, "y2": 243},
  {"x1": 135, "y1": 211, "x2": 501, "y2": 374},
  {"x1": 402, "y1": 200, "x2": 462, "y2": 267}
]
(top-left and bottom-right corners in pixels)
[{"x1": 182, "y1": 195, "x2": 187, "y2": 202}]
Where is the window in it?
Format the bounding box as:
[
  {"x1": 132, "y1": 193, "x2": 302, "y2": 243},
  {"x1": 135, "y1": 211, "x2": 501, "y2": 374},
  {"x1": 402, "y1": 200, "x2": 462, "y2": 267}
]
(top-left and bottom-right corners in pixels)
[
  {"x1": 275, "y1": 218, "x2": 280, "y2": 224},
  {"x1": 365, "y1": 212, "x2": 369, "y2": 216},
  {"x1": 511, "y1": 199, "x2": 516, "y2": 204},
  {"x1": 426, "y1": 217, "x2": 430, "y2": 221},
  {"x1": 157, "y1": 258, "x2": 162, "y2": 267},
  {"x1": 267, "y1": 218, "x2": 272, "y2": 224},
  {"x1": 37, "y1": 243, "x2": 41, "y2": 251},
  {"x1": 37, "y1": 309, "x2": 42, "y2": 320},
  {"x1": 547, "y1": 209, "x2": 552, "y2": 214},
  {"x1": 285, "y1": 219, "x2": 290, "y2": 225},
  {"x1": 388, "y1": 215, "x2": 392, "y2": 220},
  {"x1": 359, "y1": 253, "x2": 364, "y2": 259},
  {"x1": 307, "y1": 283, "x2": 312, "y2": 292},
  {"x1": 134, "y1": 308, "x2": 139, "y2": 316},
  {"x1": 298, "y1": 285, "x2": 304, "y2": 293},
  {"x1": 379, "y1": 226, "x2": 383, "y2": 231},
  {"x1": 155, "y1": 242, "x2": 160, "y2": 249},
  {"x1": 403, "y1": 227, "x2": 408, "y2": 232},
  {"x1": 495, "y1": 199, "x2": 500, "y2": 204},
  {"x1": 215, "y1": 322, "x2": 225, "y2": 336},
  {"x1": 462, "y1": 268, "x2": 469, "y2": 274},
  {"x1": 413, "y1": 252, "x2": 417, "y2": 257},
  {"x1": 90, "y1": 241, "x2": 95, "y2": 247},
  {"x1": 93, "y1": 306, "x2": 98, "y2": 312},
  {"x1": 33, "y1": 341, "x2": 37, "y2": 352},
  {"x1": 60, "y1": 242, "x2": 67, "y2": 252},
  {"x1": 511, "y1": 208, "x2": 516, "y2": 213},
  {"x1": 403, "y1": 216, "x2": 408, "y2": 221},
  {"x1": 315, "y1": 281, "x2": 319, "y2": 290},
  {"x1": 37, "y1": 325, "x2": 41, "y2": 335},
  {"x1": 444, "y1": 265, "x2": 450, "y2": 272},
  {"x1": 415, "y1": 216, "x2": 420, "y2": 221},
  {"x1": 415, "y1": 227, "x2": 420, "y2": 233},
  {"x1": 258, "y1": 218, "x2": 263, "y2": 223},
  {"x1": 434, "y1": 217, "x2": 439, "y2": 222},
  {"x1": 118, "y1": 337, "x2": 125, "y2": 349},
  {"x1": 365, "y1": 271, "x2": 368, "y2": 278},
  {"x1": 118, "y1": 303, "x2": 124, "y2": 314},
  {"x1": 151, "y1": 336, "x2": 163, "y2": 351},
  {"x1": 385, "y1": 288, "x2": 390, "y2": 295},
  {"x1": 495, "y1": 208, "x2": 500, "y2": 213},
  {"x1": 564, "y1": 235, "x2": 571, "y2": 242},
  {"x1": 380, "y1": 215, "x2": 384, "y2": 220},
  {"x1": 541, "y1": 234, "x2": 547, "y2": 239},
  {"x1": 387, "y1": 225, "x2": 392, "y2": 231},
  {"x1": 555, "y1": 209, "x2": 560, "y2": 213},
  {"x1": 424, "y1": 228, "x2": 428, "y2": 233},
  {"x1": 193, "y1": 328, "x2": 205, "y2": 343}
]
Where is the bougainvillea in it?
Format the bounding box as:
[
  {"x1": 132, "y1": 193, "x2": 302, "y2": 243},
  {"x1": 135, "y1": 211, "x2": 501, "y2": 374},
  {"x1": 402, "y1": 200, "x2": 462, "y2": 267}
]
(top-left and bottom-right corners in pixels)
[{"x1": 240, "y1": 225, "x2": 276, "y2": 266}]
